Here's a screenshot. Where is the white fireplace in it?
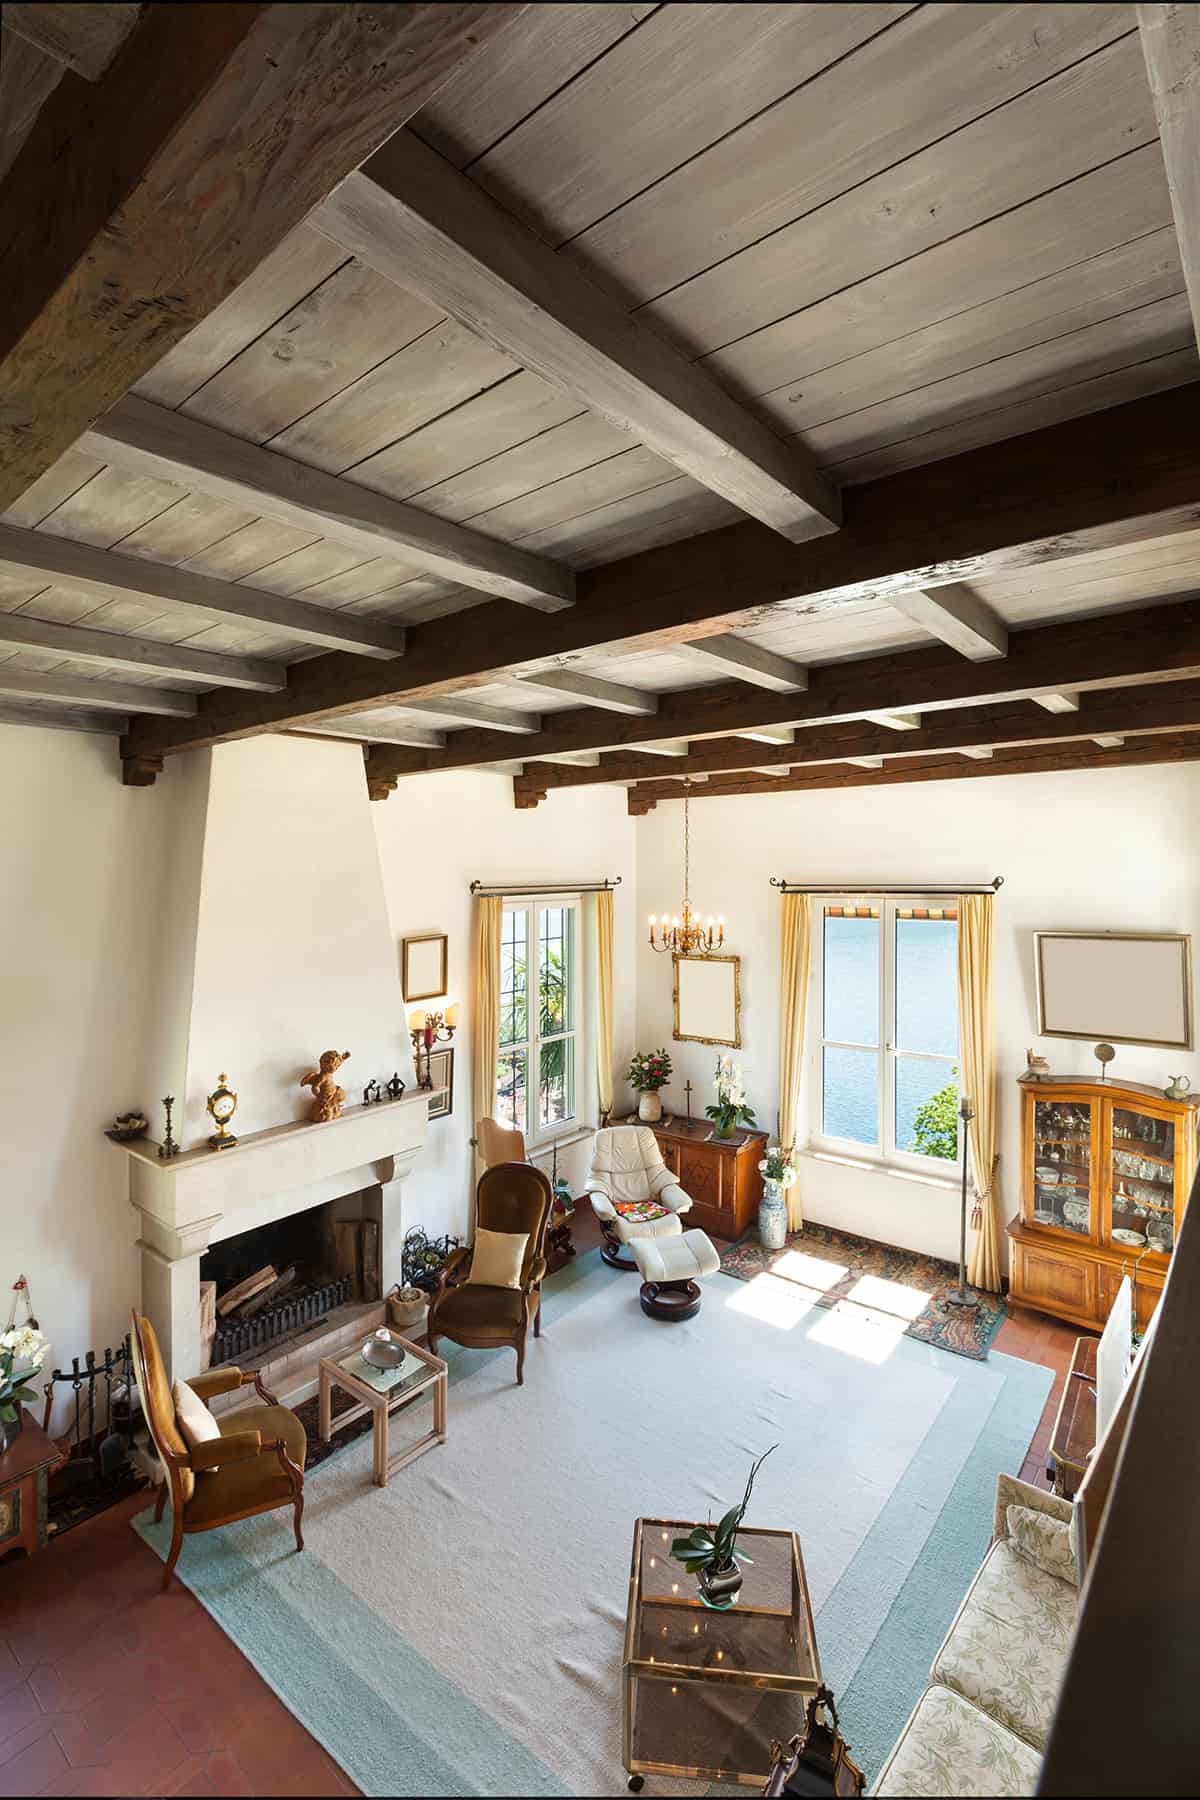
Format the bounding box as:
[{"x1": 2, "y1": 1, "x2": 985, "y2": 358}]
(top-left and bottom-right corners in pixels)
[{"x1": 120, "y1": 1091, "x2": 431, "y2": 1381}]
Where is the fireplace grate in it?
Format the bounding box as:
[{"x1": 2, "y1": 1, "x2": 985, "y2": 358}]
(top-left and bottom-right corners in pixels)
[{"x1": 210, "y1": 1274, "x2": 352, "y2": 1367}]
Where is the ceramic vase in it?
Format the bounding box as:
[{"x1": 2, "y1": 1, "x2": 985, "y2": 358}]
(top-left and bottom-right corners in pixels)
[
  {"x1": 699, "y1": 1561, "x2": 743, "y2": 1609},
  {"x1": 759, "y1": 1179, "x2": 788, "y2": 1251},
  {"x1": 638, "y1": 1090, "x2": 663, "y2": 1124}
]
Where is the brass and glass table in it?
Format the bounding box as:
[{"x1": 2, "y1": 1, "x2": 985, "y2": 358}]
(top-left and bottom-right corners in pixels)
[
  {"x1": 622, "y1": 1517, "x2": 821, "y2": 1790},
  {"x1": 318, "y1": 1333, "x2": 446, "y2": 1488}
]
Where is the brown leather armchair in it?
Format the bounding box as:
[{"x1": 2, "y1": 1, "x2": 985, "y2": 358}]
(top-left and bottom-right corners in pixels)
[
  {"x1": 427, "y1": 1163, "x2": 552, "y2": 1385},
  {"x1": 130, "y1": 1310, "x2": 307, "y2": 1590}
]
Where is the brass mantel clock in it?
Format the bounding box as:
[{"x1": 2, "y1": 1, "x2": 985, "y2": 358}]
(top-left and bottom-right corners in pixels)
[{"x1": 206, "y1": 1073, "x2": 239, "y2": 1150}]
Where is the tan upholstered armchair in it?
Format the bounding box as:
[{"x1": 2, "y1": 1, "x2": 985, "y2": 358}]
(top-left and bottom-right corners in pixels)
[
  {"x1": 427, "y1": 1163, "x2": 553, "y2": 1385},
  {"x1": 130, "y1": 1311, "x2": 307, "y2": 1590}
]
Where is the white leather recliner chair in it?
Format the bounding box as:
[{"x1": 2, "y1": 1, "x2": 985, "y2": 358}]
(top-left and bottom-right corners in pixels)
[{"x1": 585, "y1": 1126, "x2": 693, "y2": 1269}]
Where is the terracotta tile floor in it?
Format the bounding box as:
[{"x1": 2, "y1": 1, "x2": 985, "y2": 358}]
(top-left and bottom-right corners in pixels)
[{"x1": 0, "y1": 1222, "x2": 1086, "y2": 1798}]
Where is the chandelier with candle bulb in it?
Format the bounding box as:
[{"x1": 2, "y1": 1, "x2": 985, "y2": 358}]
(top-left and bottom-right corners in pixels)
[{"x1": 648, "y1": 779, "x2": 725, "y2": 954}]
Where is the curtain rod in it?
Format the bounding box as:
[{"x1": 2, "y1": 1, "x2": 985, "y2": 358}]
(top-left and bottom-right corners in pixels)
[
  {"x1": 769, "y1": 876, "x2": 1003, "y2": 896},
  {"x1": 469, "y1": 877, "x2": 622, "y2": 897}
]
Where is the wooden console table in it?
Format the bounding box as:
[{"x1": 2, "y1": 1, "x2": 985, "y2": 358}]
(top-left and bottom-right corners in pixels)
[
  {"x1": 0, "y1": 1414, "x2": 63, "y2": 1560},
  {"x1": 1049, "y1": 1336, "x2": 1097, "y2": 1499},
  {"x1": 615, "y1": 1115, "x2": 767, "y2": 1240}
]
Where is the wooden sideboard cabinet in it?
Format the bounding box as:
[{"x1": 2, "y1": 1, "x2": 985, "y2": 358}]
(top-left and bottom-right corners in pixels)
[
  {"x1": 1007, "y1": 1076, "x2": 1199, "y2": 1332},
  {"x1": 617, "y1": 1115, "x2": 767, "y2": 1240}
]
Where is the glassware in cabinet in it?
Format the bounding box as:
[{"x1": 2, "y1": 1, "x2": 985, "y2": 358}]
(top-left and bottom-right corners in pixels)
[
  {"x1": 1031, "y1": 1095, "x2": 1092, "y2": 1236},
  {"x1": 1110, "y1": 1105, "x2": 1175, "y2": 1255}
]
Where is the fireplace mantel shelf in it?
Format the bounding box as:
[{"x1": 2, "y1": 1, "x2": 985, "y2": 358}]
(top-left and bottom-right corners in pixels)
[{"x1": 113, "y1": 1090, "x2": 440, "y2": 1172}]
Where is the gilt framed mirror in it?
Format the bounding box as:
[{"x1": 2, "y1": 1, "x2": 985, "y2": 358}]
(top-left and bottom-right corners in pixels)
[
  {"x1": 402, "y1": 932, "x2": 448, "y2": 1003},
  {"x1": 673, "y1": 953, "x2": 741, "y2": 1048}
]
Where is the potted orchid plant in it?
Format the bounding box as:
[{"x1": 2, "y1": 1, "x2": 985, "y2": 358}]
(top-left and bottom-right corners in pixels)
[
  {"x1": 627, "y1": 1048, "x2": 673, "y2": 1123},
  {"x1": 757, "y1": 1145, "x2": 798, "y2": 1250},
  {"x1": 1, "y1": 1321, "x2": 49, "y2": 1452},
  {"x1": 670, "y1": 1444, "x2": 777, "y2": 1610},
  {"x1": 706, "y1": 1054, "x2": 756, "y2": 1139}
]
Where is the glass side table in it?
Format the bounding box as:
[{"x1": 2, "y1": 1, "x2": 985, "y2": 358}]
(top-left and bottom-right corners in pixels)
[
  {"x1": 622, "y1": 1517, "x2": 821, "y2": 1790},
  {"x1": 318, "y1": 1332, "x2": 446, "y2": 1489}
]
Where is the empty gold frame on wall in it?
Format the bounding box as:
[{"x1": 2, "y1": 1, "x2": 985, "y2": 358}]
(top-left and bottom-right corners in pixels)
[
  {"x1": 402, "y1": 933, "x2": 448, "y2": 1003},
  {"x1": 1034, "y1": 931, "x2": 1194, "y2": 1051},
  {"x1": 673, "y1": 953, "x2": 741, "y2": 1048}
]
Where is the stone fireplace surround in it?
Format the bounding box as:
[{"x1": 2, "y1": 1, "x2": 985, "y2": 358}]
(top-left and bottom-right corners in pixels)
[{"x1": 118, "y1": 1090, "x2": 431, "y2": 1386}]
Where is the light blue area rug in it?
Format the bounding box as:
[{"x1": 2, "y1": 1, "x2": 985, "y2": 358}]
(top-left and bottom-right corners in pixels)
[{"x1": 134, "y1": 1252, "x2": 1051, "y2": 1795}]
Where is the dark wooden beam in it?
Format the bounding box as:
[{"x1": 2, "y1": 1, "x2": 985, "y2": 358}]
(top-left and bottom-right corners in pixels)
[
  {"x1": 0, "y1": 2, "x2": 527, "y2": 511},
  {"x1": 370, "y1": 594, "x2": 1200, "y2": 784},
  {"x1": 121, "y1": 383, "x2": 1200, "y2": 771},
  {"x1": 3, "y1": 4, "x2": 141, "y2": 79},
  {"x1": 511, "y1": 681, "x2": 1200, "y2": 796},
  {"x1": 623, "y1": 732, "x2": 1200, "y2": 812}
]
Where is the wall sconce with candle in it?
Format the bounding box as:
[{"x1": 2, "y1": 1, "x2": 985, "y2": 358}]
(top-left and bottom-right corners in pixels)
[{"x1": 409, "y1": 1003, "x2": 458, "y2": 1088}]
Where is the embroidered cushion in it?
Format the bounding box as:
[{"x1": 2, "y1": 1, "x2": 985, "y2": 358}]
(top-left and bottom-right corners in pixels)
[
  {"x1": 612, "y1": 1199, "x2": 670, "y2": 1222},
  {"x1": 172, "y1": 1377, "x2": 222, "y2": 1466},
  {"x1": 1006, "y1": 1503, "x2": 1078, "y2": 1586},
  {"x1": 466, "y1": 1227, "x2": 529, "y2": 1289}
]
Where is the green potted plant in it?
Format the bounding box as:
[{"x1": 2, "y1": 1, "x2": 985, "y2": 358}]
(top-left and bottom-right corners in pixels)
[
  {"x1": 627, "y1": 1048, "x2": 673, "y2": 1124},
  {"x1": 706, "y1": 1053, "x2": 756, "y2": 1140},
  {"x1": 671, "y1": 1445, "x2": 777, "y2": 1609}
]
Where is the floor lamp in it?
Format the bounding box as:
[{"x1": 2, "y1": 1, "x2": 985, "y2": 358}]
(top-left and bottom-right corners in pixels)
[{"x1": 944, "y1": 1094, "x2": 978, "y2": 1311}]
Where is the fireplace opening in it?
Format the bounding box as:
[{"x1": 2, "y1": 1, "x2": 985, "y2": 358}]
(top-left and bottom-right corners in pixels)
[{"x1": 200, "y1": 1195, "x2": 380, "y2": 1368}]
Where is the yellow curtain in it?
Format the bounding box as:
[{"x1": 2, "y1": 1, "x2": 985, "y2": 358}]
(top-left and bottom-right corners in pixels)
[
  {"x1": 471, "y1": 895, "x2": 503, "y2": 1186},
  {"x1": 960, "y1": 893, "x2": 1000, "y2": 1291},
  {"x1": 778, "y1": 891, "x2": 811, "y2": 1232},
  {"x1": 596, "y1": 887, "x2": 614, "y2": 1123}
]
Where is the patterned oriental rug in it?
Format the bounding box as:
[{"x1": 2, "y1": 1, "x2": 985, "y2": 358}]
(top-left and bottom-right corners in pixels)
[
  {"x1": 134, "y1": 1248, "x2": 1047, "y2": 1794},
  {"x1": 719, "y1": 1222, "x2": 1006, "y2": 1361}
]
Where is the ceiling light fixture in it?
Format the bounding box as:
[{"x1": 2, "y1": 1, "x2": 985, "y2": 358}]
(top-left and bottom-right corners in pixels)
[{"x1": 648, "y1": 778, "x2": 725, "y2": 955}]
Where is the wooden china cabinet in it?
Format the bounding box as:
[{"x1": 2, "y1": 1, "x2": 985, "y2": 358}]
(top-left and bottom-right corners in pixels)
[{"x1": 1008, "y1": 1076, "x2": 1200, "y2": 1332}]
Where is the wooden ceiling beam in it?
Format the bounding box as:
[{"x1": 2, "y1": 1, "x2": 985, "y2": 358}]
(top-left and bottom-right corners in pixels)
[
  {"x1": 509, "y1": 668, "x2": 658, "y2": 715},
  {"x1": 625, "y1": 732, "x2": 1200, "y2": 811},
  {"x1": 677, "y1": 634, "x2": 809, "y2": 693},
  {"x1": 0, "y1": 520, "x2": 408, "y2": 659},
  {"x1": 372, "y1": 595, "x2": 1200, "y2": 781},
  {"x1": 3, "y1": 4, "x2": 141, "y2": 79},
  {"x1": 0, "y1": 610, "x2": 281, "y2": 691},
  {"x1": 1140, "y1": 5, "x2": 1200, "y2": 350},
  {"x1": 312, "y1": 129, "x2": 840, "y2": 544},
  {"x1": 0, "y1": 3, "x2": 528, "y2": 513},
  {"x1": 0, "y1": 700, "x2": 127, "y2": 735},
  {"x1": 511, "y1": 682, "x2": 1200, "y2": 796},
  {"x1": 0, "y1": 666, "x2": 194, "y2": 715},
  {"x1": 1034, "y1": 692, "x2": 1081, "y2": 713},
  {"x1": 386, "y1": 697, "x2": 540, "y2": 734},
  {"x1": 300, "y1": 718, "x2": 446, "y2": 750},
  {"x1": 119, "y1": 384, "x2": 1200, "y2": 772},
  {"x1": 883, "y1": 582, "x2": 1008, "y2": 660},
  {"x1": 84, "y1": 397, "x2": 574, "y2": 611}
]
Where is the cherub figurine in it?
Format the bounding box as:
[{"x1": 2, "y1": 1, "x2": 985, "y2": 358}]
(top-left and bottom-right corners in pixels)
[{"x1": 300, "y1": 1049, "x2": 351, "y2": 1122}]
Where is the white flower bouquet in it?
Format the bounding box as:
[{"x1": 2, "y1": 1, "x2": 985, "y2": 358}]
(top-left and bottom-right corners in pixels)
[
  {"x1": 1, "y1": 1321, "x2": 49, "y2": 1426},
  {"x1": 758, "y1": 1145, "x2": 798, "y2": 1186},
  {"x1": 707, "y1": 1054, "x2": 757, "y2": 1137}
]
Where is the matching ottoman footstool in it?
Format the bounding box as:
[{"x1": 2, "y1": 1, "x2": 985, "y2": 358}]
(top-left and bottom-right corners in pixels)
[{"x1": 630, "y1": 1228, "x2": 721, "y2": 1321}]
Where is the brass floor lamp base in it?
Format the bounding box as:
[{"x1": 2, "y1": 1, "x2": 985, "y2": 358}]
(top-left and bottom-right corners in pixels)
[{"x1": 943, "y1": 1286, "x2": 979, "y2": 1310}]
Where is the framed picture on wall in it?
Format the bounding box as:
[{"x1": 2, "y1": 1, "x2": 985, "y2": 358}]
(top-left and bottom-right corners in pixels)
[
  {"x1": 427, "y1": 1048, "x2": 454, "y2": 1120},
  {"x1": 403, "y1": 932, "x2": 448, "y2": 1002}
]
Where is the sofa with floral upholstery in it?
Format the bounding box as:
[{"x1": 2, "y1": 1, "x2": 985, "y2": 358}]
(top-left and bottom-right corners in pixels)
[{"x1": 873, "y1": 1473, "x2": 1078, "y2": 1797}]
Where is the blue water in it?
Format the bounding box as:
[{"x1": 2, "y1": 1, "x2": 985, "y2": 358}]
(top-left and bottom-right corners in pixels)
[{"x1": 822, "y1": 916, "x2": 958, "y2": 1158}]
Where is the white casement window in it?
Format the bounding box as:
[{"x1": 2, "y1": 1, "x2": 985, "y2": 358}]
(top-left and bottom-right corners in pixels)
[
  {"x1": 811, "y1": 899, "x2": 960, "y2": 1174},
  {"x1": 496, "y1": 899, "x2": 580, "y2": 1147}
]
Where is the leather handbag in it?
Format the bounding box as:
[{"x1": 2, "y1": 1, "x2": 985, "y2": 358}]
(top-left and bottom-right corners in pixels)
[{"x1": 763, "y1": 1686, "x2": 865, "y2": 1798}]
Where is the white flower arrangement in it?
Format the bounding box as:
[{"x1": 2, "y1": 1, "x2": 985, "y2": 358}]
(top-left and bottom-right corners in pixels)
[
  {"x1": 707, "y1": 1054, "x2": 756, "y2": 1135},
  {"x1": 758, "y1": 1145, "x2": 798, "y2": 1186},
  {"x1": 1, "y1": 1322, "x2": 50, "y2": 1425}
]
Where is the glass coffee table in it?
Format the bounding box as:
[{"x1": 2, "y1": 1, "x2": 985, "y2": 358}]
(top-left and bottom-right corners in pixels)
[
  {"x1": 318, "y1": 1332, "x2": 446, "y2": 1488},
  {"x1": 622, "y1": 1517, "x2": 821, "y2": 1790}
]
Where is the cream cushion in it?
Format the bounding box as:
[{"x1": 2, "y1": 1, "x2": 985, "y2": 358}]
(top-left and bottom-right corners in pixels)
[
  {"x1": 172, "y1": 1377, "x2": 221, "y2": 1459},
  {"x1": 1006, "y1": 1503, "x2": 1078, "y2": 1586},
  {"x1": 874, "y1": 1682, "x2": 1040, "y2": 1797},
  {"x1": 467, "y1": 1227, "x2": 529, "y2": 1289},
  {"x1": 931, "y1": 1539, "x2": 1076, "y2": 1750},
  {"x1": 632, "y1": 1228, "x2": 721, "y2": 1285}
]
